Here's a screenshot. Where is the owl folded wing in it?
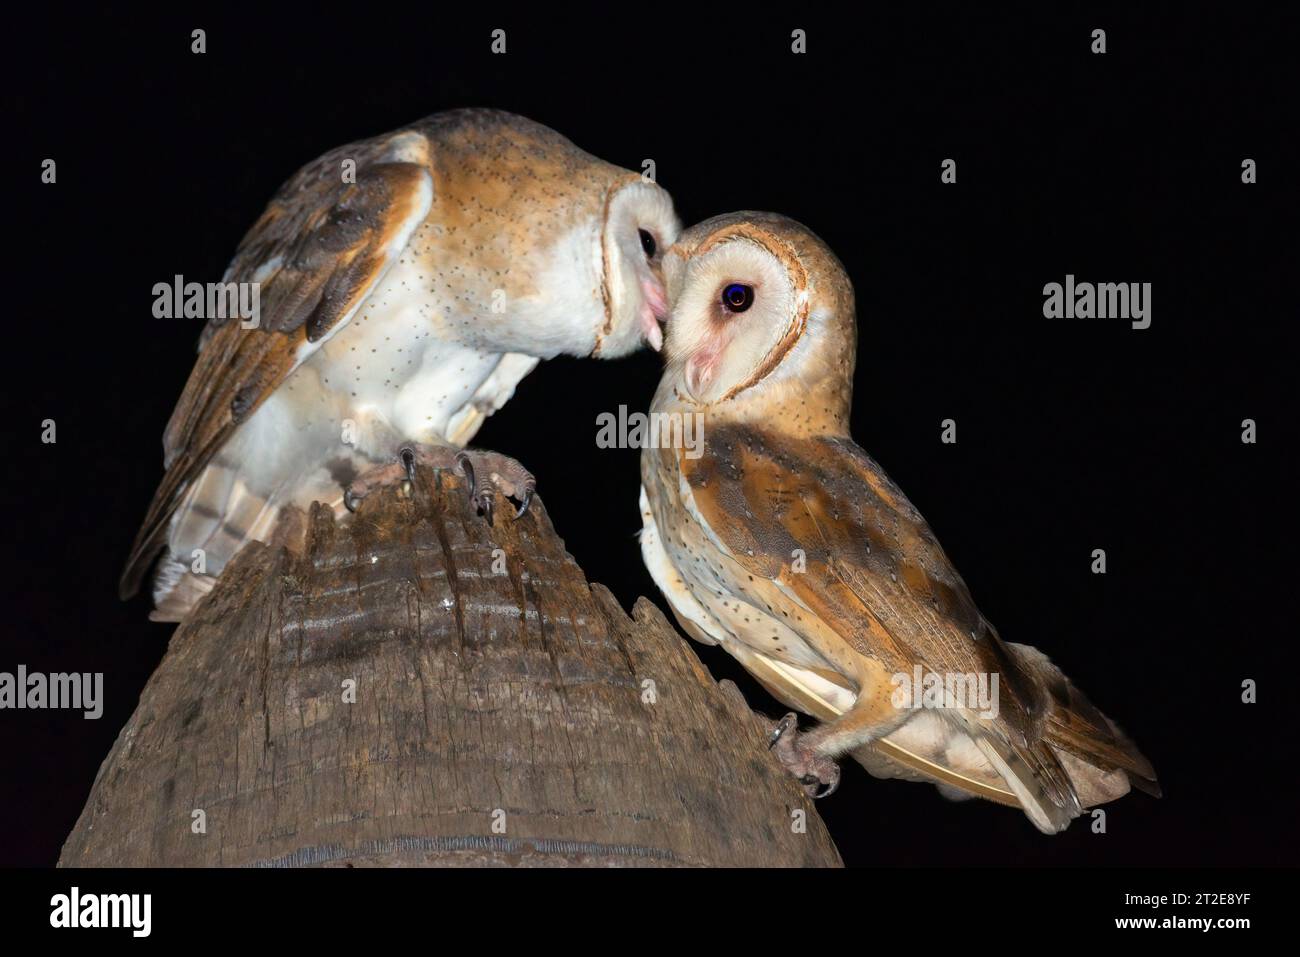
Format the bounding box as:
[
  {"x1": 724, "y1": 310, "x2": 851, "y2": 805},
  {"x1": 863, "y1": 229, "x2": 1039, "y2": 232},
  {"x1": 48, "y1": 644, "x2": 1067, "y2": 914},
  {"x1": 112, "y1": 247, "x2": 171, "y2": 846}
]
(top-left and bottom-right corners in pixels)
[{"x1": 120, "y1": 136, "x2": 434, "y2": 599}]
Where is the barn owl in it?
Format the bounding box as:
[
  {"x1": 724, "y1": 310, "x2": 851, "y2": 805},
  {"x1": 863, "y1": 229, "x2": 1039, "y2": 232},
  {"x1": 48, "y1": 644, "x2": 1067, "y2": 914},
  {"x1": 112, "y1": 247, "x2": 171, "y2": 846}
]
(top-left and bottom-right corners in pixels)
[
  {"x1": 639, "y1": 212, "x2": 1158, "y2": 833},
  {"x1": 122, "y1": 108, "x2": 680, "y2": 621}
]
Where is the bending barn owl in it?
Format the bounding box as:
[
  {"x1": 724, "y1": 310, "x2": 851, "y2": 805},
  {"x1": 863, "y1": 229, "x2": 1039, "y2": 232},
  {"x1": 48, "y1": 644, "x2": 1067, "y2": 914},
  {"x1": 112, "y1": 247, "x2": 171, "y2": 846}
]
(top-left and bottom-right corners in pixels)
[
  {"x1": 122, "y1": 108, "x2": 680, "y2": 621},
  {"x1": 639, "y1": 212, "x2": 1158, "y2": 833}
]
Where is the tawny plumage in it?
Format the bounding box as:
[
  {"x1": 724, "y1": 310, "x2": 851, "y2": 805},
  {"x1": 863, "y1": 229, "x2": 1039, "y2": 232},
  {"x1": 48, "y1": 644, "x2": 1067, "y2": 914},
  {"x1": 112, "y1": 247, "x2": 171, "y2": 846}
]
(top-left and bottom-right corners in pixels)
[
  {"x1": 640, "y1": 212, "x2": 1158, "y2": 833},
  {"x1": 124, "y1": 109, "x2": 679, "y2": 621}
]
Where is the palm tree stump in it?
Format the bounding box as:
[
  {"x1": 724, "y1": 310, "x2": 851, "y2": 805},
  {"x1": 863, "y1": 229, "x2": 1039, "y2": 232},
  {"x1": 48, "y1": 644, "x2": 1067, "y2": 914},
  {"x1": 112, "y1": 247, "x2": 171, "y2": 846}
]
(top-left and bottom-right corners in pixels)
[{"x1": 60, "y1": 461, "x2": 841, "y2": 867}]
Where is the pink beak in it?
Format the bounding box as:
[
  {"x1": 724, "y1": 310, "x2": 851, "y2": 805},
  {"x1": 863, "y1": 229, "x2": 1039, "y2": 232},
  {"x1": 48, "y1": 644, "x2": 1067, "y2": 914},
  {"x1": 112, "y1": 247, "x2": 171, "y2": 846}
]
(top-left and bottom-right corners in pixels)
[
  {"x1": 640, "y1": 276, "x2": 668, "y2": 351},
  {"x1": 686, "y1": 340, "x2": 723, "y2": 398}
]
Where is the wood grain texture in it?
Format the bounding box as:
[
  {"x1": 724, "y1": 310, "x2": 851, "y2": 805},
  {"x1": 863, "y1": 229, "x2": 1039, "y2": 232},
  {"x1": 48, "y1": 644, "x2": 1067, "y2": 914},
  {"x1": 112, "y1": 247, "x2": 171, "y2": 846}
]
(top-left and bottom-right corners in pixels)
[{"x1": 62, "y1": 464, "x2": 841, "y2": 867}]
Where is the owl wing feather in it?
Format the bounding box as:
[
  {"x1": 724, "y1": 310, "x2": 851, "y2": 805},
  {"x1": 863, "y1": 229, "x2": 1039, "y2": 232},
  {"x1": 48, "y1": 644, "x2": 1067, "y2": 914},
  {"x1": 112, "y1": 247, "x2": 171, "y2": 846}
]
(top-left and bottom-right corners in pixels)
[
  {"x1": 120, "y1": 133, "x2": 434, "y2": 599},
  {"x1": 679, "y1": 426, "x2": 1040, "y2": 721},
  {"x1": 679, "y1": 425, "x2": 1159, "y2": 825}
]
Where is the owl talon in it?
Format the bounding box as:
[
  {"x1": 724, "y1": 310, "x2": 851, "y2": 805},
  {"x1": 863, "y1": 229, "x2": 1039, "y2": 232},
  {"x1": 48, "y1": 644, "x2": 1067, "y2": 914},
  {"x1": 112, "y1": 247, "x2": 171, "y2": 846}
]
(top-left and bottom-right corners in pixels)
[
  {"x1": 515, "y1": 485, "x2": 534, "y2": 519},
  {"x1": 801, "y1": 774, "x2": 839, "y2": 799},
  {"x1": 769, "y1": 712, "x2": 799, "y2": 747},
  {"x1": 768, "y1": 712, "x2": 841, "y2": 799},
  {"x1": 456, "y1": 450, "x2": 535, "y2": 525},
  {"x1": 476, "y1": 488, "x2": 495, "y2": 527},
  {"x1": 456, "y1": 452, "x2": 480, "y2": 513},
  {"x1": 400, "y1": 446, "x2": 418, "y2": 484},
  {"x1": 457, "y1": 453, "x2": 495, "y2": 526},
  {"x1": 343, "y1": 488, "x2": 362, "y2": 513}
]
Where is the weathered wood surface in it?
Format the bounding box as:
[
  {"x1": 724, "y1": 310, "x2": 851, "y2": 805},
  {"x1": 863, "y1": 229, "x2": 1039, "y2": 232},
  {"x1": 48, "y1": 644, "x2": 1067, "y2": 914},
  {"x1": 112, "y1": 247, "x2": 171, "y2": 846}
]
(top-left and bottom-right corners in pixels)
[{"x1": 61, "y1": 464, "x2": 841, "y2": 867}]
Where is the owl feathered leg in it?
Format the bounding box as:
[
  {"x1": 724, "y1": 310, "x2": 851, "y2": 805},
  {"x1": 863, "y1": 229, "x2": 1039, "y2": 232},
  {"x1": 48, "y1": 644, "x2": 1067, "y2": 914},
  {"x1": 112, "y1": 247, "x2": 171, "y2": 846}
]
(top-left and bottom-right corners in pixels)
[{"x1": 768, "y1": 676, "x2": 911, "y2": 798}]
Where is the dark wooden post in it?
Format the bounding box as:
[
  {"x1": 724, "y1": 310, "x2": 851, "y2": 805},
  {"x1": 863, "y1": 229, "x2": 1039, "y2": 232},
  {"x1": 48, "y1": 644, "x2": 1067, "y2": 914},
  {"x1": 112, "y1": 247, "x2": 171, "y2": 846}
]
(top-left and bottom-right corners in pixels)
[{"x1": 60, "y1": 463, "x2": 841, "y2": 867}]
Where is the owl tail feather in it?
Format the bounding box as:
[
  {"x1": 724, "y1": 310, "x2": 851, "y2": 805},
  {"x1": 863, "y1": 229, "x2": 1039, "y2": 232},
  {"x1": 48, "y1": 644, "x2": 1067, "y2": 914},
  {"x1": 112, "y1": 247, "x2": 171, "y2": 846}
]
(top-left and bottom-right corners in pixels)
[
  {"x1": 956, "y1": 643, "x2": 1159, "y2": 834},
  {"x1": 1007, "y1": 642, "x2": 1162, "y2": 803},
  {"x1": 146, "y1": 455, "x2": 324, "y2": 622},
  {"x1": 149, "y1": 557, "x2": 216, "y2": 623}
]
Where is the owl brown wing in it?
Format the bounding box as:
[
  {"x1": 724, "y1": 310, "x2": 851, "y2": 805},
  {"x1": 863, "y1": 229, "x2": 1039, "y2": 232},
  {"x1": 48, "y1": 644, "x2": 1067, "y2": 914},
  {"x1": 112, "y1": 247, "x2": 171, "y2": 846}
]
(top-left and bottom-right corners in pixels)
[
  {"x1": 679, "y1": 425, "x2": 1050, "y2": 741},
  {"x1": 120, "y1": 134, "x2": 434, "y2": 599}
]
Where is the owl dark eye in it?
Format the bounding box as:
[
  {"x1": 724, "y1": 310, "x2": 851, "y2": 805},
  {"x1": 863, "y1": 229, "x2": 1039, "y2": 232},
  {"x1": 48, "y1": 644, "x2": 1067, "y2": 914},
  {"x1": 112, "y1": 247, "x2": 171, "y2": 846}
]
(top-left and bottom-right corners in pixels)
[
  {"x1": 721, "y1": 283, "x2": 754, "y2": 313},
  {"x1": 639, "y1": 229, "x2": 656, "y2": 258}
]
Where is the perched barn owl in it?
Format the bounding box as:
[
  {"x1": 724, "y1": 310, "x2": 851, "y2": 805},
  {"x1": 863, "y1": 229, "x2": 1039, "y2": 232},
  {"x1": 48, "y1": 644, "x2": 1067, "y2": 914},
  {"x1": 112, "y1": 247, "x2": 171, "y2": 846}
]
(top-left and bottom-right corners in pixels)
[
  {"x1": 639, "y1": 212, "x2": 1158, "y2": 833},
  {"x1": 122, "y1": 108, "x2": 680, "y2": 621}
]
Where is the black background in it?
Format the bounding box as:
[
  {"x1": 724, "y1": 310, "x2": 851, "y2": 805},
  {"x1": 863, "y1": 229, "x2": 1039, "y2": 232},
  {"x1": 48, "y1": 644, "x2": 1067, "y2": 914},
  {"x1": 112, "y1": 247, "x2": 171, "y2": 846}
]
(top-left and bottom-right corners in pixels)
[{"x1": 2, "y1": 6, "x2": 1295, "y2": 869}]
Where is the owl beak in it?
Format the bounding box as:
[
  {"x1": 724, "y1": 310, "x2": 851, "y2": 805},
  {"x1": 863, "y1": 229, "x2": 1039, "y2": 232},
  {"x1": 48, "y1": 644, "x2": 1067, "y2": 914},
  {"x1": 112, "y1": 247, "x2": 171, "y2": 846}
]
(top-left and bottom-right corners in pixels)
[
  {"x1": 640, "y1": 276, "x2": 668, "y2": 351},
  {"x1": 685, "y1": 346, "x2": 720, "y2": 399}
]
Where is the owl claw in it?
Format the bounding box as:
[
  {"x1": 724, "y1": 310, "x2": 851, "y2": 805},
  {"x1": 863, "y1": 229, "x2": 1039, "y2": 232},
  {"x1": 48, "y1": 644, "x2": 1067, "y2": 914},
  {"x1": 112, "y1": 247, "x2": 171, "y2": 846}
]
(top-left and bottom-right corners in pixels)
[
  {"x1": 801, "y1": 774, "x2": 839, "y2": 799},
  {"x1": 769, "y1": 712, "x2": 799, "y2": 747},
  {"x1": 456, "y1": 450, "x2": 535, "y2": 525},
  {"x1": 455, "y1": 453, "x2": 483, "y2": 522},
  {"x1": 768, "y1": 712, "x2": 841, "y2": 799},
  {"x1": 515, "y1": 485, "x2": 534, "y2": 519},
  {"x1": 343, "y1": 488, "x2": 362, "y2": 513}
]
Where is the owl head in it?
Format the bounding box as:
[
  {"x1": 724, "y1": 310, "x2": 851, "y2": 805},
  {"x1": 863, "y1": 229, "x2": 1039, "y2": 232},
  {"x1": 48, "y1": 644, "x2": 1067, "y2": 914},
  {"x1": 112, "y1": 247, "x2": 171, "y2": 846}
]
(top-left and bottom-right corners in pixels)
[
  {"x1": 658, "y1": 212, "x2": 857, "y2": 434},
  {"x1": 414, "y1": 109, "x2": 680, "y2": 360},
  {"x1": 593, "y1": 176, "x2": 681, "y2": 357}
]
